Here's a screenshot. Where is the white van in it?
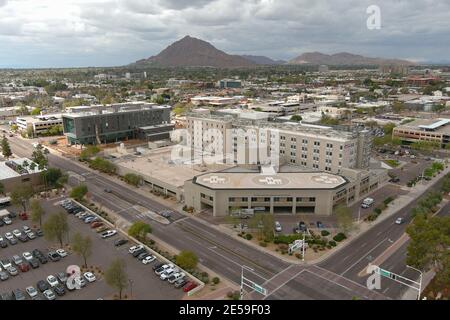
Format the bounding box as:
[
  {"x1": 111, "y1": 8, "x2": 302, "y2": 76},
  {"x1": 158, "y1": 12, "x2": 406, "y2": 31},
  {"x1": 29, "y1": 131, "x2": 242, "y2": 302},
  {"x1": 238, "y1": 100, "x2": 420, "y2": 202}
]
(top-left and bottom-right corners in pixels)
[{"x1": 361, "y1": 198, "x2": 374, "y2": 208}]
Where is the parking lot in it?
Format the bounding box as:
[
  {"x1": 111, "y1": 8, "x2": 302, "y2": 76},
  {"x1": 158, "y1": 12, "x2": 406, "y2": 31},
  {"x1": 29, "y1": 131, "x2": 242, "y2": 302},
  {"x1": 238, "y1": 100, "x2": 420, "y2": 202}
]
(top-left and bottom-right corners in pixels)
[{"x1": 0, "y1": 197, "x2": 186, "y2": 300}]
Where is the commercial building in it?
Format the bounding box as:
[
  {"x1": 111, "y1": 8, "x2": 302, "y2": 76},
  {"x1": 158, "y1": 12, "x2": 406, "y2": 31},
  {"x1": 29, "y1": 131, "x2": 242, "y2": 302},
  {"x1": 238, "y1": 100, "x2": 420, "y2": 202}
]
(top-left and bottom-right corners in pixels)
[
  {"x1": 184, "y1": 166, "x2": 387, "y2": 216},
  {"x1": 185, "y1": 114, "x2": 372, "y2": 174},
  {"x1": 15, "y1": 114, "x2": 63, "y2": 137},
  {"x1": 190, "y1": 96, "x2": 241, "y2": 107},
  {"x1": 218, "y1": 79, "x2": 242, "y2": 89},
  {"x1": 62, "y1": 102, "x2": 172, "y2": 145},
  {"x1": 392, "y1": 118, "x2": 450, "y2": 147},
  {"x1": 0, "y1": 158, "x2": 43, "y2": 193}
]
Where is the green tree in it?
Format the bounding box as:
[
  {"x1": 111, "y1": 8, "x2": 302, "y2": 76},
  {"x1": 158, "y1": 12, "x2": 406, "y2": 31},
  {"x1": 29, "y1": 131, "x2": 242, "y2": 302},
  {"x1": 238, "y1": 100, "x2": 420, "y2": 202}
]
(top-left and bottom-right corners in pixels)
[
  {"x1": 30, "y1": 107, "x2": 41, "y2": 115},
  {"x1": 1, "y1": 136, "x2": 12, "y2": 159},
  {"x1": 290, "y1": 115, "x2": 303, "y2": 122},
  {"x1": 406, "y1": 215, "x2": 450, "y2": 286},
  {"x1": 80, "y1": 145, "x2": 100, "y2": 161},
  {"x1": 71, "y1": 232, "x2": 92, "y2": 268},
  {"x1": 383, "y1": 123, "x2": 396, "y2": 135},
  {"x1": 70, "y1": 184, "x2": 88, "y2": 201},
  {"x1": 334, "y1": 205, "x2": 354, "y2": 234},
  {"x1": 31, "y1": 145, "x2": 48, "y2": 169},
  {"x1": 11, "y1": 185, "x2": 34, "y2": 212},
  {"x1": 123, "y1": 173, "x2": 142, "y2": 187},
  {"x1": 30, "y1": 199, "x2": 45, "y2": 227},
  {"x1": 43, "y1": 212, "x2": 69, "y2": 247},
  {"x1": 42, "y1": 167, "x2": 68, "y2": 188},
  {"x1": 176, "y1": 251, "x2": 198, "y2": 270},
  {"x1": 89, "y1": 157, "x2": 116, "y2": 174},
  {"x1": 105, "y1": 258, "x2": 128, "y2": 300},
  {"x1": 127, "y1": 221, "x2": 152, "y2": 241}
]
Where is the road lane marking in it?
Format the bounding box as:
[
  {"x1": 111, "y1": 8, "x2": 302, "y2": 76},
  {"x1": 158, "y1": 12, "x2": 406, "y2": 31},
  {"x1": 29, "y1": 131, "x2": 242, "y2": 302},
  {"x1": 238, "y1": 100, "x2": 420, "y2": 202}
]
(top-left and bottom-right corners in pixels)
[
  {"x1": 263, "y1": 269, "x2": 306, "y2": 300},
  {"x1": 340, "y1": 238, "x2": 388, "y2": 276}
]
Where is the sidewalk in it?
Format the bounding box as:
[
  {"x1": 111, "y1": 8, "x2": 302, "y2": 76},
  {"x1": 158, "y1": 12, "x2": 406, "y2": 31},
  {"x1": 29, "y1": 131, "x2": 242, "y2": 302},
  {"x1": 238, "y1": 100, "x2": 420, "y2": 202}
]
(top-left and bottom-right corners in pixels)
[{"x1": 402, "y1": 270, "x2": 435, "y2": 300}]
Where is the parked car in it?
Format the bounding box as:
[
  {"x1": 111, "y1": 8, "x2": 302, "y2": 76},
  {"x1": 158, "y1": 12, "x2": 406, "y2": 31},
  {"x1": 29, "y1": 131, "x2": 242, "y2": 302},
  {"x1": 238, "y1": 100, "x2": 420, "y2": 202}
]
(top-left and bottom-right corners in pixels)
[
  {"x1": 22, "y1": 251, "x2": 33, "y2": 261},
  {"x1": 25, "y1": 286, "x2": 38, "y2": 298},
  {"x1": 298, "y1": 221, "x2": 307, "y2": 232},
  {"x1": 54, "y1": 284, "x2": 66, "y2": 296},
  {"x1": 26, "y1": 232, "x2": 36, "y2": 240},
  {"x1": 12, "y1": 255, "x2": 23, "y2": 265},
  {"x1": 47, "y1": 275, "x2": 59, "y2": 287},
  {"x1": 84, "y1": 216, "x2": 98, "y2": 224},
  {"x1": 22, "y1": 226, "x2": 31, "y2": 234},
  {"x1": 101, "y1": 230, "x2": 117, "y2": 239},
  {"x1": 7, "y1": 266, "x2": 18, "y2": 276},
  {"x1": 8, "y1": 237, "x2": 17, "y2": 245},
  {"x1": 0, "y1": 240, "x2": 7, "y2": 248},
  {"x1": 35, "y1": 229, "x2": 44, "y2": 237},
  {"x1": 168, "y1": 272, "x2": 185, "y2": 284},
  {"x1": 155, "y1": 264, "x2": 173, "y2": 275},
  {"x1": 56, "y1": 249, "x2": 68, "y2": 258},
  {"x1": 96, "y1": 226, "x2": 109, "y2": 233},
  {"x1": 142, "y1": 255, "x2": 156, "y2": 264},
  {"x1": 132, "y1": 248, "x2": 146, "y2": 257},
  {"x1": 57, "y1": 272, "x2": 68, "y2": 283},
  {"x1": 28, "y1": 258, "x2": 39, "y2": 269},
  {"x1": 37, "y1": 280, "x2": 50, "y2": 292},
  {"x1": 128, "y1": 245, "x2": 144, "y2": 254},
  {"x1": 43, "y1": 289, "x2": 56, "y2": 300},
  {"x1": 4, "y1": 232, "x2": 13, "y2": 241},
  {"x1": 17, "y1": 263, "x2": 30, "y2": 273},
  {"x1": 91, "y1": 222, "x2": 103, "y2": 229},
  {"x1": 19, "y1": 212, "x2": 28, "y2": 220},
  {"x1": 7, "y1": 211, "x2": 16, "y2": 219},
  {"x1": 83, "y1": 272, "x2": 96, "y2": 283},
  {"x1": 12, "y1": 229, "x2": 21, "y2": 238},
  {"x1": 0, "y1": 271, "x2": 9, "y2": 281},
  {"x1": 274, "y1": 221, "x2": 282, "y2": 232},
  {"x1": 183, "y1": 281, "x2": 198, "y2": 293},
  {"x1": 2, "y1": 217, "x2": 12, "y2": 225},
  {"x1": 17, "y1": 233, "x2": 28, "y2": 242},
  {"x1": 0, "y1": 292, "x2": 13, "y2": 300},
  {"x1": 114, "y1": 238, "x2": 128, "y2": 247},
  {"x1": 174, "y1": 279, "x2": 187, "y2": 288},
  {"x1": 12, "y1": 289, "x2": 26, "y2": 300},
  {"x1": 160, "y1": 268, "x2": 176, "y2": 280},
  {"x1": 137, "y1": 252, "x2": 150, "y2": 261},
  {"x1": 48, "y1": 251, "x2": 61, "y2": 262},
  {"x1": 0, "y1": 258, "x2": 11, "y2": 269},
  {"x1": 152, "y1": 262, "x2": 164, "y2": 271}
]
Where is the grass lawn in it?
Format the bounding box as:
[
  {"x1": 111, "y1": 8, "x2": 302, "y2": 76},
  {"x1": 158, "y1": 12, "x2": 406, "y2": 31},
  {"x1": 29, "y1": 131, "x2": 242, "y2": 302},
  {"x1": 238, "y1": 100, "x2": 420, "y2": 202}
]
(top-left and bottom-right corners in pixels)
[{"x1": 384, "y1": 159, "x2": 400, "y2": 168}]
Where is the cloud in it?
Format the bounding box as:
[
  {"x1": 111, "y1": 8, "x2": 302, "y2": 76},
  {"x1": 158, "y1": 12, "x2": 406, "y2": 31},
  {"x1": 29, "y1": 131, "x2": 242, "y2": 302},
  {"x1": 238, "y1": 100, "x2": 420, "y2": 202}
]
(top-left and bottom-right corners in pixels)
[{"x1": 0, "y1": 0, "x2": 449, "y2": 67}]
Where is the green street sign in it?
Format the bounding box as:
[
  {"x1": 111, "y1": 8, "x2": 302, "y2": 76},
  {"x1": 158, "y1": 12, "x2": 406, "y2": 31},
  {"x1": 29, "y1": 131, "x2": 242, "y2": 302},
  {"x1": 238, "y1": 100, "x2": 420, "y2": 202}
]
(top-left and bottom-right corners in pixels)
[
  {"x1": 253, "y1": 283, "x2": 267, "y2": 295},
  {"x1": 380, "y1": 269, "x2": 391, "y2": 278}
]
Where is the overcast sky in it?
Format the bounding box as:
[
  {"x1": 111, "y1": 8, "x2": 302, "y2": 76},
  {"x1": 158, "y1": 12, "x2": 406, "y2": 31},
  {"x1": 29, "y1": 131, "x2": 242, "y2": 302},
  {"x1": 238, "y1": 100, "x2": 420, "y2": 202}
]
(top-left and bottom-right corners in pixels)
[{"x1": 0, "y1": 0, "x2": 449, "y2": 68}]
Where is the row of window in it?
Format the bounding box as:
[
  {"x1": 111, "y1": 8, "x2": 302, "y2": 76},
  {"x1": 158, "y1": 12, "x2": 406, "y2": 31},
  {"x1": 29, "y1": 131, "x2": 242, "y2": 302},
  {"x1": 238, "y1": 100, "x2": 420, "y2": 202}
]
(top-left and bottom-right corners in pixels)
[{"x1": 229, "y1": 197, "x2": 316, "y2": 203}]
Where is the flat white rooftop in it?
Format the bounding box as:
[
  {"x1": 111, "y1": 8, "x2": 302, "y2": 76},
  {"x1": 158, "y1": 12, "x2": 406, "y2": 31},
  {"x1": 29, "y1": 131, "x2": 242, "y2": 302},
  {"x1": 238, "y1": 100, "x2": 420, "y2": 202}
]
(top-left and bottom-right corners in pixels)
[
  {"x1": 0, "y1": 158, "x2": 42, "y2": 180},
  {"x1": 195, "y1": 171, "x2": 347, "y2": 190}
]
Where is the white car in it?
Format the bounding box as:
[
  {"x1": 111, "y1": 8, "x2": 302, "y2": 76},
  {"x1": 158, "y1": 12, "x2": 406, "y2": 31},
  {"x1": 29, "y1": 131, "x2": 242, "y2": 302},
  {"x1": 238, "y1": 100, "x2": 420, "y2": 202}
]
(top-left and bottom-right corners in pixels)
[
  {"x1": 83, "y1": 272, "x2": 96, "y2": 283},
  {"x1": 0, "y1": 236, "x2": 3, "y2": 242},
  {"x1": 56, "y1": 249, "x2": 68, "y2": 257},
  {"x1": 275, "y1": 221, "x2": 282, "y2": 232},
  {"x1": 22, "y1": 252, "x2": 33, "y2": 261},
  {"x1": 155, "y1": 264, "x2": 174, "y2": 276},
  {"x1": 12, "y1": 229, "x2": 22, "y2": 238},
  {"x1": 47, "y1": 275, "x2": 59, "y2": 287},
  {"x1": 3, "y1": 217, "x2": 11, "y2": 225},
  {"x1": 26, "y1": 286, "x2": 38, "y2": 298},
  {"x1": 160, "y1": 268, "x2": 176, "y2": 280},
  {"x1": 43, "y1": 289, "x2": 56, "y2": 300},
  {"x1": 101, "y1": 230, "x2": 117, "y2": 239},
  {"x1": 4, "y1": 232, "x2": 13, "y2": 241},
  {"x1": 22, "y1": 226, "x2": 31, "y2": 234},
  {"x1": 395, "y1": 218, "x2": 404, "y2": 225},
  {"x1": 142, "y1": 255, "x2": 156, "y2": 265},
  {"x1": 128, "y1": 245, "x2": 144, "y2": 254},
  {"x1": 168, "y1": 272, "x2": 185, "y2": 284}
]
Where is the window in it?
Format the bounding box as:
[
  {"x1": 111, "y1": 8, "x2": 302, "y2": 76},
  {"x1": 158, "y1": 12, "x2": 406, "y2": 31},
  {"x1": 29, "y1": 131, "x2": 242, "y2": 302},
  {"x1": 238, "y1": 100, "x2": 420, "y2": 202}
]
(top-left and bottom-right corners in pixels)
[
  {"x1": 287, "y1": 197, "x2": 293, "y2": 202},
  {"x1": 264, "y1": 198, "x2": 270, "y2": 202},
  {"x1": 309, "y1": 197, "x2": 316, "y2": 202},
  {"x1": 251, "y1": 197, "x2": 258, "y2": 202},
  {"x1": 229, "y1": 197, "x2": 235, "y2": 202},
  {"x1": 242, "y1": 197, "x2": 248, "y2": 202},
  {"x1": 274, "y1": 197, "x2": 280, "y2": 202}
]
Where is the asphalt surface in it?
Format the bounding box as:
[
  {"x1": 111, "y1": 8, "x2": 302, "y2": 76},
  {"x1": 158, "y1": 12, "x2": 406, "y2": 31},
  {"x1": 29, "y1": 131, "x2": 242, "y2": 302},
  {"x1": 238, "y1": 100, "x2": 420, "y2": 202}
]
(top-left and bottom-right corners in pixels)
[{"x1": 7, "y1": 135, "x2": 448, "y2": 300}]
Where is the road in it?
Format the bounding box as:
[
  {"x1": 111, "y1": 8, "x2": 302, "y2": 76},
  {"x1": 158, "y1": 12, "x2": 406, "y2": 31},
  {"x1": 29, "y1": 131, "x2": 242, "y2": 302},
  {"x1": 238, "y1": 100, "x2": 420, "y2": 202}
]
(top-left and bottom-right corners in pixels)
[{"x1": 9, "y1": 135, "x2": 447, "y2": 300}]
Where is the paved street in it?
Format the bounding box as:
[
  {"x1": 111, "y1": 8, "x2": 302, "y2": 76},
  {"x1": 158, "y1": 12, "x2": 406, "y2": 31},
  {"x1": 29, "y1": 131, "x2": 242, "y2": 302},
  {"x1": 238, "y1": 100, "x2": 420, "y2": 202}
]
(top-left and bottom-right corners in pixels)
[{"x1": 6, "y1": 135, "x2": 448, "y2": 300}]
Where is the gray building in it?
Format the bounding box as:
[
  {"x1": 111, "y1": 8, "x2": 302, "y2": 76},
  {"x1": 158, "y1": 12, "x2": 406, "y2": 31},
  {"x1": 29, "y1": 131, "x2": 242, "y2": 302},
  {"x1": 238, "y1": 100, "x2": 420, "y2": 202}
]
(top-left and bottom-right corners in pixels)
[{"x1": 62, "y1": 102, "x2": 172, "y2": 145}]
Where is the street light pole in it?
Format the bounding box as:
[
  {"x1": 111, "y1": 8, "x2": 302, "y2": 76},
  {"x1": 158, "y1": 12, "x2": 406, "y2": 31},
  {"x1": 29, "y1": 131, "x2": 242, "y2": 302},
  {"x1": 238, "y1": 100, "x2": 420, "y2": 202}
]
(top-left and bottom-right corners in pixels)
[
  {"x1": 302, "y1": 232, "x2": 306, "y2": 262},
  {"x1": 406, "y1": 265, "x2": 423, "y2": 300},
  {"x1": 128, "y1": 278, "x2": 134, "y2": 299},
  {"x1": 240, "y1": 265, "x2": 254, "y2": 300}
]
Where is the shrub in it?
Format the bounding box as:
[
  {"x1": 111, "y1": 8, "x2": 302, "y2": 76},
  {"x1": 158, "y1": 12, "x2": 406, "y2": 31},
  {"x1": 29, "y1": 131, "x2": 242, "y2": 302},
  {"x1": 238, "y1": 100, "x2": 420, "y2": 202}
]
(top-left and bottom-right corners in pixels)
[
  {"x1": 212, "y1": 277, "x2": 220, "y2": 285},
  {"x1": 374, "y1": 208, "x2": 382, "y2": 215},
  {"x1": 333, "y1": 233, "x2": 347, "y2": 242},
  {"x1": 328, "y1": 240, "x2": 337, "y2": 247},
  {"x1": 383, "y1": 197, "x2": 394, "y2": 205},
  {"x1": 321, "y1": 230, "x2": 330, "y2": 237},
  {"x1": 245, "y1": 234, "x2": 253, "y2": 241}
]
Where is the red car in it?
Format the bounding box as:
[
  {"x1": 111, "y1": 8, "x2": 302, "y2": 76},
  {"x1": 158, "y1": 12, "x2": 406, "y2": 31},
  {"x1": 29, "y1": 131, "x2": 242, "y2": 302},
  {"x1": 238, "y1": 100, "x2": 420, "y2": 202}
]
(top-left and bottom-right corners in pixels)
[
  {"x1": 19, "y1": 212, "x2": 28, "y2": 221},
  {"x1": 91, "y1": 222, "x2": 103, "y2": 228},
  {"x1": 183, "y1": 281, "x2": 198, "y2": 293},
  {"x1": 18, "y1": 263, "x2": 30, "y2": 272}
]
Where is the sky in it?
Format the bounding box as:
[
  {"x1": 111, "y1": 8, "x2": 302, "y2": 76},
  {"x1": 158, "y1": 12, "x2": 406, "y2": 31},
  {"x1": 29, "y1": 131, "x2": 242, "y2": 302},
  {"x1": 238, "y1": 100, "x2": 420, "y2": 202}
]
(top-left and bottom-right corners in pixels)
[{"x1": 0, "y1": 0, "x2": 449, "y2": 68}]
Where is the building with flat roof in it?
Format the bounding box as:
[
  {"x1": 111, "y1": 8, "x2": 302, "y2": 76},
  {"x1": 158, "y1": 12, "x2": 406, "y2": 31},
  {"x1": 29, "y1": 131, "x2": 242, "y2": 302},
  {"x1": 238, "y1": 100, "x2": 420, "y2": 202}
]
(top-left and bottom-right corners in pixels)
[
  {"x1": 185, "y1": 114, "x2": 372, "y2": 174},
  {"x1": 15, "y1": 114, "x2": 63, "y2": 137},
  {"x1": 218, "y1": 79, "x2": 242, "y2": 89},
  {"x1": 0, "y1": 158, "x2": 43, "y2": 193},
  {"x1": 62, "y1": 102, "x2": 172, "y2": 145},
  {"x1": 184, "y1": 165, "x2": 387, "y2": 216},
  {"x1": 392, "y1": 118, "x2": 450, "y2": 147}
]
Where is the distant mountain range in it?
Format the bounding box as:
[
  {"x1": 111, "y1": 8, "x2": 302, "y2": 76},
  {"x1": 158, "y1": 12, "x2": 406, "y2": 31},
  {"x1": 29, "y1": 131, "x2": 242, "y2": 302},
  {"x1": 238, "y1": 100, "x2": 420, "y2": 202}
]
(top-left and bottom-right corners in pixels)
[
  {"x1": 130, "y1": 36, "x2": 416, "y2": 68},
  {"x1": 288, "y1": 52, "x2": 416, "y2": 66}
]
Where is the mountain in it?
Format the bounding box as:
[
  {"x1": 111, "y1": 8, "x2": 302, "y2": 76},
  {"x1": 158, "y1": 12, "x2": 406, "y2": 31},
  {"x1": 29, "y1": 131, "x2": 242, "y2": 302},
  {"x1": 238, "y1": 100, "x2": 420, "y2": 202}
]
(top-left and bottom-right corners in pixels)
[
  {"x1": 288, "y1": 52, "x2": 415, "y2": 66},
  {"x1": 240, "y1": 55, "x2": 286, "y2": 65},
  {"x1": 131, "y1": 36, "x2": 256, "y2": 68}
]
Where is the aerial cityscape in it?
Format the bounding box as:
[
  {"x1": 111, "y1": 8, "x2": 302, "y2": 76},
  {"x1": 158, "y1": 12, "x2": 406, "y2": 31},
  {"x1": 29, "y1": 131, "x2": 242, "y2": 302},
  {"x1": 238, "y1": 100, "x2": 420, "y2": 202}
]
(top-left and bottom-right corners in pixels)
[{"x1": 0, "y1": 0, "x2": 449, "y2": 306}]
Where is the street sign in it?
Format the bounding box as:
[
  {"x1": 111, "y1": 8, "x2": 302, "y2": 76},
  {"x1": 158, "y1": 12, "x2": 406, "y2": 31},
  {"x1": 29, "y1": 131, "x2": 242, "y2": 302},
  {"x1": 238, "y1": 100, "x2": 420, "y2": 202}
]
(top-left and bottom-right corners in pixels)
[
  {"x1": 380, "y1": 269, "x2": 391, "y2": 278},
  {"x1": 252, "y1": 283, "x2": 268, "y2": 296}
]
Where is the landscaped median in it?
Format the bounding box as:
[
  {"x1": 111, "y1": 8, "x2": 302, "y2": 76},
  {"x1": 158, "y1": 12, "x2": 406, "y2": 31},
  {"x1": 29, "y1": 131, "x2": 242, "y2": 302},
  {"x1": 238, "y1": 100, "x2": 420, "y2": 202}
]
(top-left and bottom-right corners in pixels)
[{"x1": 70, "y1": 198, "x2": 206, "y2": 297}]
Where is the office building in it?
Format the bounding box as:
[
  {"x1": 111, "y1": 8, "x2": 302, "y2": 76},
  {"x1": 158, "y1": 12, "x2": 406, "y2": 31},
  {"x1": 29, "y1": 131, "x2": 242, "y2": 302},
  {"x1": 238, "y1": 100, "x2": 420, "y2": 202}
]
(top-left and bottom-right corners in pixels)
[
  {"x1": 62, "y1": 102, "x2": 172, "y2": 145},
  {"x1": 392, "y1": 118, "x2": 450, "y2": 148},
  {"x1": 15, "y1": 114, "x2": 63, "y2": 137}
]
